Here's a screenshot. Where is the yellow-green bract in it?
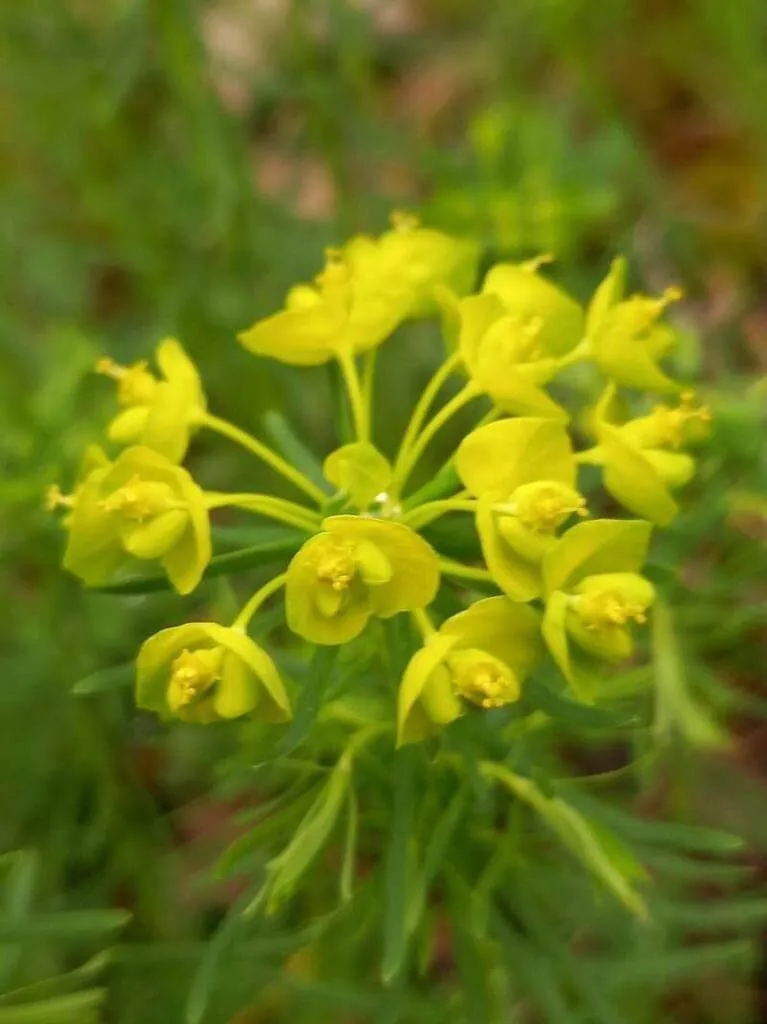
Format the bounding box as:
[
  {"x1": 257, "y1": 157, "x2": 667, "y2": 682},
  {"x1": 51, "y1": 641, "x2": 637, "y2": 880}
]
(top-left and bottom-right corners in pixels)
[
  {"x1": 63, "y1": 445, "x2": 211, "y2": 594},
  {"x1": 136, "y1": 622, "x2": 291, "y2": 724},
  {"x1": 397, "y1": 597, "x2": 542, "y2": 745},
  {"x1": 286, "y1": 515, "x2": 441, "y2": 645}
]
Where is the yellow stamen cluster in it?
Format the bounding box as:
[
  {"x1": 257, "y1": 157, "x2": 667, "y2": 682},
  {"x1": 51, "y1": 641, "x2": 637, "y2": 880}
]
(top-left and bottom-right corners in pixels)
[
  {"x1": 45, "y1": 484, "x2": 73, "y2": 512},
  {"x1": 170, "y1": 648, "x2": 223, "y2": 707},
  {"x1": 449, "y1": 650, "x2": 519, "y2": 709},
  {"x1": 505, "y1": 480, "x2": 588, "y2": 534},
  {"x1": 651, "y1": 391, "x2": 712, "y2": 449},
  {"x1": 100, "y1": 475, "x2": 176, "y2": 521},
  {"x1": 479, "y1": 314, "x2": 546, "y2": 368},
  {"x1": 316, "y1": 544, "x2": 357, "y2": 592},
  {"x1": 572, "y1": 576, "x2": 654, "y2": 632}
]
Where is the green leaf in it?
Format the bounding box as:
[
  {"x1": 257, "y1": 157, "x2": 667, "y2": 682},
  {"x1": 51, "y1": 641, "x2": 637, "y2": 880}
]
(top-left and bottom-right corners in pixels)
[
  {"x1": 640, "y1": 848, "x2": 751, "y2": 885},
  {"x1": 277, "y1": 646, "x2": 338, "y2": 756},
  {"x1": 186, "y1": 890, "x2": 255, "y2": 1024},
  {"x1": 214, "y1": 781, "x2": 320, "y2": 879},
  {"x1": 0, "y1": 911, "x2": 130, "y2": 943},
  {"x1": 566, "y1": 791, "x2": 745, "y2": 854},
  {"x1": 407, "y1": 785, "x2": 468, "y2": 937},
  {"x1": 340, "y1": 788, "x2": 359, "y2": 906},
  {"x1": 382, "y1": 746, "x2": 417, "y2": 984},
  {"x1": 601, "y1": 939, "x2": 754, "y2": 987},
  {"x1": 652, "y1": 597, "x2": 728, "y2": 750},
  {"x1": 0, "y1": 953, "x2": 110, "y2": 1008},
  {"x1": 492, "y1": 904, "x2": 573, "y2": 1024},
  {"x1": 264, "y1": 754, "x2": 351, "y2": 913},
  {"x1": 71, "y1": 663, "x2": 133, "y2": 696},
  {"x1": 262, "y1": 410, "x2": 330, "y2": 491},
  {"x1": 94, "y1": 528, "x2": 305, "y2": 595},
  {"x1": 482, "y1": 764, "x2": 647, "y2": 918},
  {"x1": 524, "y1": 676, "x2": 638, "y2": 730},
  {"x1": 511, "y1": 883, "x2": 625, "y2": 1024},
  {"x1": 653, "y1": 896, "x2": 767, "y2": 931},
  {"x1": 445, "y1": 875, "x2": 497, "y2": 1023},
  {"x1": 0, "y1": 851, "x2": 37, "y2": 993},
  {"x1": 0, "y1": 990, "x2": 106, "y2": 1024}
]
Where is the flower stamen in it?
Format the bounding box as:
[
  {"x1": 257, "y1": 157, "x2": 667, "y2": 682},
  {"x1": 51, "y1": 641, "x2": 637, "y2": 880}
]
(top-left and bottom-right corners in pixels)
[
  {"x1": 45, "y1": 484, "x2": 73, "y2": 512},
  {"x1": 449, "y1": 649, "x2": 519, "y2": 709},
  {"x1": 95, "y1": 356, "x2": 157, "y2": 406},
  {"x1": 496, "y1": 481, "x2": 588, "y2": 534},
  {"x1": 100, "y1": 475, "x2": 177, "y2": 521},
  {"x1": 170, "y1": 648, "x2": 222, "y2": 707},
  {"x1": 316, "y1": 545, "x2": 357, "y2": 592}
]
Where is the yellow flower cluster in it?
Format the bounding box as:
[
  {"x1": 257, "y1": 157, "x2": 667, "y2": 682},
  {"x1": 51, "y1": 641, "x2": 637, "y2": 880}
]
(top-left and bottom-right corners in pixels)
[{"x1": 50, "y1": 215, "x2": 709, "y2": 742}]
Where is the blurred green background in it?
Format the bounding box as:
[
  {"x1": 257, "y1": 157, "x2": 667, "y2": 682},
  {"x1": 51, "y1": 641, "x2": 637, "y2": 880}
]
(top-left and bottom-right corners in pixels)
[{"x1": 2, "y1": 1, "x2": 767, "y2": 1021}]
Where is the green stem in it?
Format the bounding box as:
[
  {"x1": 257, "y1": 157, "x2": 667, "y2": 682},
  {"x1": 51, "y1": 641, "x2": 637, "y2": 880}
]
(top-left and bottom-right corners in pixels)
[
  {"x1": 361, "y1": 349, "x2": 377, "y2": 433},
  {"x1": 202, "y1": 413, "x2": 326, "y2": 505},
  {"x1": 233, "y1": 573, "x2": 287, "y2": 630},
  {"x1": 337, "y1": 351, "x2": 369, "y2": 442},
  {"x1": 438, "y1": 558, "x2": 495, "y2": 584},
  {"x1": 395, "y1": 351, "x2": 462, "y2": 470},
  {"x1": 392, "y1": 382, "x2": 479, "y2": 496},
  {"x1": 205, "y1": 492, "x2": 320, "y2": 533},
  {"x1": 402, "y1": 496, "x2": 475, "y2": 531},
  {"x1": 411, "y1": 607, "x2": 437, "y2": 640}
]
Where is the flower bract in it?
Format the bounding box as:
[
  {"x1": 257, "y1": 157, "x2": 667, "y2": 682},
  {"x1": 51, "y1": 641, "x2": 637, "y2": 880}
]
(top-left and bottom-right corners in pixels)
[
  {"x1": 587, "y1": 276, "x2": 682, "y2": 392},
  {"x1": 323, "y1": 442, "x2": 392, "y2": 510},
  {"x1": 97, "y1": 338, "x2": 206, "y2": 463},
  {"x1": 541, "y1": 519, "x2": 654, "y2": 699},
  {"x1": 456, "y1": 418, "x2": 587, "y2": 600},
  {"x1": 579, "y1": 393, "x2": 711, "y2": 525},
  {"x1": 457, "y1": 263, "x2": 580, "y2": 418},
  {"x1": 136, "y1": 622, "x2": 291, "y2": 724},
  {"x1": 397, "y1": 597, "x2": 542, "y2": 744},
  {"x1": 286, "y1": 515, "x2": 440, "y2": 644},
  {"x1": 62, "y1": 445, "x2": 211, "y2": 594},
  {"x1": 239, "y1": 216, "x2": 478, "y2": 366}
]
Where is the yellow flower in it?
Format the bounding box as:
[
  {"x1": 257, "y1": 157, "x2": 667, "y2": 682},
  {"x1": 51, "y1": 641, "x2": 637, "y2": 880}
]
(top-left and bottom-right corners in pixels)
[
  {"x1": 286, "y1": 515, "x2": 440, "y2": 644},
  {"x1": 136, "y1": 622, "x2": 291, "y2": 724},
  {"x1": 579, "y1": 392, "x2": 711, "y2": 525},
  {"x1": 62, "y1": 445, "x2": 211, "y2": 594},
  {"x1": 455, "y1": 418, "x2": 587, "y2": 601},
  {"x1": 239, "y1": 215, "x2": 478, "y2": 366},
  {"x1": 397, "y1": 597, "x2": 542, "y2": 745},
  {"x1": 455, "y1": 258, "x2": 583, "y2": 419},
  {"x1": 96, "y1": 338, "x2": 206, "y2": 463},
  {"x1": 541, "y1": 519, "x2": 654, "y2": 699},
  {"x1": 586, "y1": 265, "x2": 682, "y2": 391}
]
